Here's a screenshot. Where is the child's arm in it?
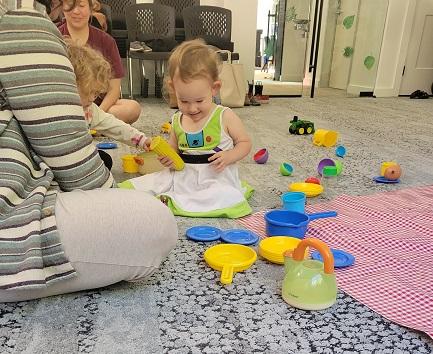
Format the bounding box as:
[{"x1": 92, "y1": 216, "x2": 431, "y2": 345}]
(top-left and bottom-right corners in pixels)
[
  {"x1": 89, "y1": 104, "x2": 151, "y2": 149},
  {"x1": 208, "y1": 109, "x2": 252, "y2": 172}
]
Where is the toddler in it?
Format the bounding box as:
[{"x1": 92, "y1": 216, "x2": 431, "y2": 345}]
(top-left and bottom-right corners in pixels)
[
  {"x1": 66, "y1": 41, "x2": 150, "y2": 156},
  {"x1": 123, "y1": 40, "x2": 253, "y2": 218}
]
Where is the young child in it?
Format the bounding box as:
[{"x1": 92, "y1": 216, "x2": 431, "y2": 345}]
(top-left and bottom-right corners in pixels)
[
  {"x1": 123, "y1": 40, "x2": 253, "y2": 218},
  {"x1": 66, "y1": 41, "x2": 150, "y2": 156}
]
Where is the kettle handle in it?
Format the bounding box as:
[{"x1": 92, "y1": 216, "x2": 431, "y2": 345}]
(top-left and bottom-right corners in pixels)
[{"x1": 292, "y1": 238, "x2": 334, "y2": 274}]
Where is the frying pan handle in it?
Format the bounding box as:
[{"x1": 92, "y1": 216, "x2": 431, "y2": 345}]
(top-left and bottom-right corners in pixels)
[
  {"x1": 293, "y1": 238, "x2": 334, "y2": 274},
  {"x1": 308, "y1": 211, "x2": 337, "y2": 220},
  {"x1": 220, "y1": 264, "x2": 234, "y2": 285}
]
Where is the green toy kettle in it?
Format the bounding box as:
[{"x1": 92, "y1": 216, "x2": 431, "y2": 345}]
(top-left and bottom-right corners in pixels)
[{"x1": 282, "y1": 238, "x2": 337, "y2": 310}]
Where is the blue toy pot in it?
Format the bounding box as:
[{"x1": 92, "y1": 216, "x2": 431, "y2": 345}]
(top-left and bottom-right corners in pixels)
[{"x1": 264, "y1": 209, "x2": 337, "y2": 238}]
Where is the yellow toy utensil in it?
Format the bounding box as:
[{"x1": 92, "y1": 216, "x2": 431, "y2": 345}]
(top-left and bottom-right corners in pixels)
[
  {"x1": 204, "y1": 244, "x2": 257, "y2": 285},
  {"x1": 150, "y1": 136, "x2": 185, "y2": 171}
]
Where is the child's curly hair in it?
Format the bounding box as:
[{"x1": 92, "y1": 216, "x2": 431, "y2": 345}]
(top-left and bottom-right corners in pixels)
[{"x1": 65, "y1": 40, "x2": 111, "y2": 100}]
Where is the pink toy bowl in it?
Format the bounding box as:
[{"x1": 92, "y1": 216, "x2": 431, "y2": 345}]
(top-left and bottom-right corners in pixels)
[
  {"x1": 317, "y1": 158, "x2": 335, "y2": 176},
  {"x1": 254, "y1": 148, "x2": 269, "y2": 164}
]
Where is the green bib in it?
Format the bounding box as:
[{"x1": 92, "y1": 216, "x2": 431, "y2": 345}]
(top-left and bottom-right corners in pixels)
[{"x1": 173, "y1": 106, "x2": 224, "y2": 152}]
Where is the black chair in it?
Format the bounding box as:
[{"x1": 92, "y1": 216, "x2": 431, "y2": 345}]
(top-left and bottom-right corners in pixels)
[
  {"x1": 182, "y1": 5, "x2": 239, "y2": 62},
  {"x1": 102, "y1": 0, "x2": 136, "y2": 57},
  {"x1": 182, "y1": 5, "x2": 234, "y2": 52},
  {"x1": 153, "y1": 0, "x2": 200, "y2": 42},
  {"x1": 99, "y1": 3, "x2": 112, "y2": 35},
  {"x1": 125, "y1": 3, "x2": 176, "y2": 98}
]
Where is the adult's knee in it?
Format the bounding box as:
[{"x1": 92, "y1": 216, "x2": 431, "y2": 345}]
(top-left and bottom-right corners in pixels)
[
  {"x1": 122, "y1": 99, "x2": 141, "y2": 124},
  {"x1": 130, "y1": 192, "x2": 178, "y2": 263},
  {"x1": 108, "y1": 99, "x2": 141, "y2": 124}
]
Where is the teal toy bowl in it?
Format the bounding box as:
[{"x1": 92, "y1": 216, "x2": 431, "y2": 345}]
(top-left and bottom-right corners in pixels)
[{"x1": 280, "y1": 163, "x2": 293, "y2": 176}]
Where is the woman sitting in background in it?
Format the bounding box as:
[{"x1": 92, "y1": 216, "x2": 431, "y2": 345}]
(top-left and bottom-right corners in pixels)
[{"x1": 58, "y1": 0, "x2": 141, "y2": 124}]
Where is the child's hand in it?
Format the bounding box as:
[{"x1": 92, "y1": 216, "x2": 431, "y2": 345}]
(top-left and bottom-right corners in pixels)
[
  {"x1": 158, "y1": 155, "x2": 175, "y2": 169},
  {"x1": 208, "y1": 151, "x2": 233, "y2": 172},
  {"x1": 132, "y1": 135, "x2": 151, "y2": 151}
]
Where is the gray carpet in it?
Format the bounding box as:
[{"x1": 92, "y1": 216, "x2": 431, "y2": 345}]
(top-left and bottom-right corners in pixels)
[{"x1": 2, "y1": 95, "x2": 433, "y2": 353}]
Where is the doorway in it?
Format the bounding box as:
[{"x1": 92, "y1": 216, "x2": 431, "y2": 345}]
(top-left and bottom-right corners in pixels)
[{"x1": 254, "y1": 0, "x2": 310, "y2": 96}]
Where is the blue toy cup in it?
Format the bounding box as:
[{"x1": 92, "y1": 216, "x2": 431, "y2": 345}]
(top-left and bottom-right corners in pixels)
[{"x1": 281, "y1": 192, "x2": 306, "y2": 213}]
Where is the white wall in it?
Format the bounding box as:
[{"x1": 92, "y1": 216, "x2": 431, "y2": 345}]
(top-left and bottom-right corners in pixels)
[
  {"x1": 374, "y1": 0, "x2": 416, "y2": 97},
  {"x1": 280, "y1": 0, "x2": 310, "y2": 82}
]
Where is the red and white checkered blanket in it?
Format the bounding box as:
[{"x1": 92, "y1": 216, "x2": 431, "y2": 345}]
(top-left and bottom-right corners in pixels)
[{"x1": 238, "y1": 185, "x2": 433, "y2": 338}]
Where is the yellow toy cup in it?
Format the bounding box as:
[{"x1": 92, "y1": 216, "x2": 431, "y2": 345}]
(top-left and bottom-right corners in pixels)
[
  {"x1": 150, "y1": 136, "x2": 185, "y2": 171},
  {"x1": 121, "y1": 154, "x2": 139, "y2": 173},
  {"x1": 313, "y1": 129, "x2": 338, "y2": 147},
  {"x1": 380, "y1": 161, "x2": 397, "y2": 176}
]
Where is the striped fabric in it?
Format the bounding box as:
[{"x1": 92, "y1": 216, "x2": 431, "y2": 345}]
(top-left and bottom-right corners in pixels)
[{"x1": 0, "y1": 1, "x2": 114, "y2": 290}]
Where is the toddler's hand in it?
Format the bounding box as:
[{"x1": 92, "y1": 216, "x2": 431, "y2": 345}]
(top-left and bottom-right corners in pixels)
[
  {"x1": 158, "y1": 155, "x2": 175, "y2": 169},
  {"x1": 208, "y1": 151, "x2": 232, "y2": 172},
  {"x1": 132, "y1": 134, "x2": 151, "y2": 151}
]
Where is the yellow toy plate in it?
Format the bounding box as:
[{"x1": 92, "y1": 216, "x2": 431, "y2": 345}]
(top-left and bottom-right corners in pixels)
[
  {"x1": 204, "y1": 244, "x2": 257, "y2": 285},
  {"x1": 259, "y1": 236, "x2": 307, "y2": 264},
  {"x1": 289, "y1": 182, "x2": 324, "y2": 197}
]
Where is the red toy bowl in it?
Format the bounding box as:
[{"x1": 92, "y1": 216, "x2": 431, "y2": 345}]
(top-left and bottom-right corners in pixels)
[
  {"x1": 305, "y1": 177, "x2": 321, "y2": 185},
  {"x1": 254, "y1": 148, "x2": 269, "y2": 164}
]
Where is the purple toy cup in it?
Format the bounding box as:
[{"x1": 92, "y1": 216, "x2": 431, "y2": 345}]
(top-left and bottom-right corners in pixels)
[
  {"x1": 254, "y1": 148, "x2": 269, "y2": 164},
  {"x1": 317, "y1": 158, "x2": 336, "y2": 176}
]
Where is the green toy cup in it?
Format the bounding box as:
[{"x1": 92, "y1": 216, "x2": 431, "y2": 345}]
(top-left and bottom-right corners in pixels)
[{"x1": 322, "y1": 166, "x2": 338, "y2": 177}]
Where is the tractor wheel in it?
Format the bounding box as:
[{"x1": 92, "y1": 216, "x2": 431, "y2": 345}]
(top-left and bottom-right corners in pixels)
[
  {"x1": 298, "y1": 127, "x2": 305, "y2": 135},
  {"x1": 307, "y1": 127, "x2": 313, "y2": 134}
]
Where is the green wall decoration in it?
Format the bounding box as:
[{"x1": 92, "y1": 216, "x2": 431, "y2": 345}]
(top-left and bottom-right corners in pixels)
[
  {"x1": 343, "y1": 15, "x2": 355, "y2": 29},
  {"x1": 343, "y1": 47, "x2": 354, "y2": 57},
  {"x1": 364, "y1": 56, "x2": 375, "y2": 70}
]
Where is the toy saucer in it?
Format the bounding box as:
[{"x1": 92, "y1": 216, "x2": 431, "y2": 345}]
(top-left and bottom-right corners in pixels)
[
  {"x1": 258, "y1": 236, "x2": 307, "y2": 264},
  {"x1": 186, "y1": 226, "x2": 222, "y2": 242},
  {"x1": 311, "y1": 248, "x2": 355, "y2": 268},
  {"x1": 289, "y1": 182, "x2": 324, "y2": 197},
  {"x1": 221, "y1": 229, "x2": 259, "y2": 245},
  {"x1": 96, "y1": 142, "x2": 117, "y2": 150},
  {"x1": 373, "y1": 176, "x2": 400, "y2": 184}
]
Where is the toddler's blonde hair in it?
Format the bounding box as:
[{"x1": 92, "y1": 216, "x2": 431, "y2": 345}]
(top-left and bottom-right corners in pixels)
[
  {"x1": 167, "y1": 39, "x2": 220, "y2": 83},
  {"x1": 65, "y1": 40, "x2": 111, "y2": 100}
]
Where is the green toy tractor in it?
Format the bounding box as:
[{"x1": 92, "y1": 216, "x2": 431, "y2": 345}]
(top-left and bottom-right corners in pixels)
[{"x1": 289, "y1": 116, "x2": 315, "y2": 135}]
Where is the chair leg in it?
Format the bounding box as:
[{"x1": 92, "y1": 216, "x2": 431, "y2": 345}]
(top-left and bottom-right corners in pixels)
[
  {"x1": 140, "y1": 60, "x2": 149, "y2": 98},
  {"x1": 127, "y1": 53, "x2": 133, "y2": 99}
]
